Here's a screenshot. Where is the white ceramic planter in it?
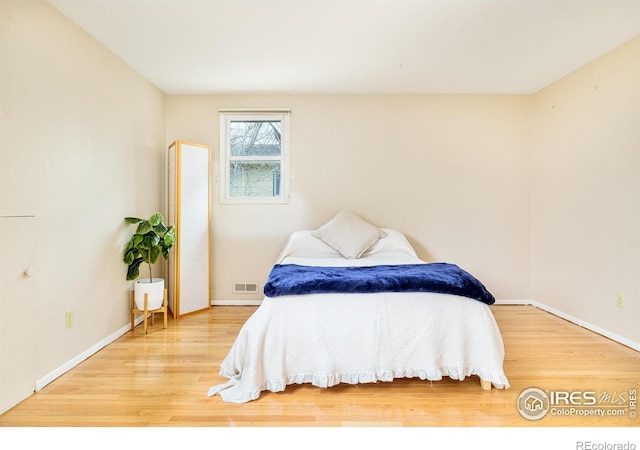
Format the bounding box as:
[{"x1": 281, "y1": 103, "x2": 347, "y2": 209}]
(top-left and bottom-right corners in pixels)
[{"x1": 134, "y1": 278, "x2": 165, "y2": 310}]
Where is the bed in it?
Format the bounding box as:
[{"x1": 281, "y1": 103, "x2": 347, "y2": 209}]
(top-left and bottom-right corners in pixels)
[{"x1": 208, "y1": 212, "x2": 509, "y2": 403}]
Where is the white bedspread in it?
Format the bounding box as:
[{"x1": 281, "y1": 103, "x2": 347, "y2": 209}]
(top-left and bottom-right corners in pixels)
[{"x1": 207, "y1": 233, "x2": 509, "y2": 403}]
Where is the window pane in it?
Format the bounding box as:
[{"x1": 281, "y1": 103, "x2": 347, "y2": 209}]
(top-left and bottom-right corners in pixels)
[
  {"x1": 230, "y1": 121, "x2": 281, "y2": 157},
  {"x1": 229, "y1": 161, "x2": 281, "y2": 197}
]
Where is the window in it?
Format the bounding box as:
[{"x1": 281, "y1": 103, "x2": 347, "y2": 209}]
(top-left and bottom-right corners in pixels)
[{"x1": 219, "y1": 111, "x2": 290, "y2": 204}]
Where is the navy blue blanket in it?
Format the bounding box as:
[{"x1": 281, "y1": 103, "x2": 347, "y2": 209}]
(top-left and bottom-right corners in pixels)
[{"x1": 263, "y1": 263, "x2": 495, "y2": 305}]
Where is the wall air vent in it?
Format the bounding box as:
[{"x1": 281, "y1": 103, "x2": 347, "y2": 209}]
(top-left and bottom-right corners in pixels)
[{"x1": 233, "y1": 282, "x2": 259, "y2": 294}]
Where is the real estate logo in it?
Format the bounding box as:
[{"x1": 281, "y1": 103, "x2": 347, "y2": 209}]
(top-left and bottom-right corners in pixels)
[
  {"x1": 517, "y1": 387, "x2": 550, "y2": 420},
  {"x1": 517, "y1": 387, "x2": 637, "y2": 421}
]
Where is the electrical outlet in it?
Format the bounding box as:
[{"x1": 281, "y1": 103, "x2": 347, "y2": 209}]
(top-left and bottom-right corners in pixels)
[
  {"x1": 616, "y1": 293, "x2": 624, "y2": 308},
  {"x1": 65, "y1": 310, "x2": 74, "y2": 328}
]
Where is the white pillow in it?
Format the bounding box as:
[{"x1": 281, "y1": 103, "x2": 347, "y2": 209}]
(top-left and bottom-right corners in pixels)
[
  {"x1": 275, "y1": 230, "x2": 341, "y2": 262},
  {"x1": 362, "y1": 228, "x2": 418, "y2": 258},
  {"x1": 311, "y1": 211, "x2": 387, "y2": 259}
]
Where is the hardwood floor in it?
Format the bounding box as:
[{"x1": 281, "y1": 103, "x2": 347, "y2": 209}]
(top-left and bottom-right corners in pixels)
[{"x1": 0, "y1": 305, "x2": 638, "y2": 428}]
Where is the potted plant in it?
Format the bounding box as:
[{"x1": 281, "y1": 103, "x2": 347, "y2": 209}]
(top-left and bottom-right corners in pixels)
[{"x1": 123, "y1": 213, "x2": 176, "y2": 310}]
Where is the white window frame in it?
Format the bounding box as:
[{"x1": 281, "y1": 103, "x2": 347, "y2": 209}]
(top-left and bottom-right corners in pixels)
[{"x1": 219, "y1": 111, "x2": 290, "y2": 204}]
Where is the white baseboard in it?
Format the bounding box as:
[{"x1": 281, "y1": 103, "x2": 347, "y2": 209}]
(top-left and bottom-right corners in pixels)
[
  {"x1": 35, "y1": 318, "x2": 140, "y2": 392},
  {"x1": 494, "y1": 299, "x2": 535, "y2": 306},
  {"x1": 495, "y1": 298, "x2": 640, "y2": 352},
  {"x1": 212, "y1": 299, "x2": 263, "y2": 306}
]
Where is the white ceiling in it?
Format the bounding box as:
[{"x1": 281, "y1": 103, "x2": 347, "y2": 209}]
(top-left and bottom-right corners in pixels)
[{"x1": 49, "y1": 0, "x2": 640, "y2": 95}]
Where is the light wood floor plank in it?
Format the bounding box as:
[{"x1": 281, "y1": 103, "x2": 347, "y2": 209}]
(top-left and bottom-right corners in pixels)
[{"x1": 0, "y1": 305, "x2": 638, "y2": 427}]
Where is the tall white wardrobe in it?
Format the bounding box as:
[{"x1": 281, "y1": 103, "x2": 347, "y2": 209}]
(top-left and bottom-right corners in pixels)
[{"x1": 167, "y1": 140, "x2": 212, "y2": 318}]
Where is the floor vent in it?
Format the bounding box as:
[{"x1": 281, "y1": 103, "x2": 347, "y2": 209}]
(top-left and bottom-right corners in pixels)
[{"x1": 233, "y1": 282, "x2": 259, "y2": 294}]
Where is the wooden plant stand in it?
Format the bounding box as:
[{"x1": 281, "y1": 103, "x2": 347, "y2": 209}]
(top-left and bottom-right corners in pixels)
[{"x1": 130, "y1": 289, "x2": 167, "y2": 335}]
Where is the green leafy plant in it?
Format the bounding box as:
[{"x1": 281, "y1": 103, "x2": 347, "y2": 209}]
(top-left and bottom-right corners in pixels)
[{"x1": 123, "y1": 213, "x2": 176, "y2": 281}]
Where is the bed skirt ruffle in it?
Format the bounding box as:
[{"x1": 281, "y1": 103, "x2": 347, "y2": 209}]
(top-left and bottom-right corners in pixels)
[{"x1": 208, "y1": 366, "x2": 509, "y2": 404}]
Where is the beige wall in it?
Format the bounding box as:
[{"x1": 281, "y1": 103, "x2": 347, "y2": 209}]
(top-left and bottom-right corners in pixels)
[
  {"x1": 167, "y1": 94, "x2": 532, "y2": 301},
  {"x1": 0, "y1": 0, "x2": 166, "y2": 402},
  {"x1": 531, "y1": 36, "x2": 640, "y2": 344},
  {"x1": 169, "y1": 37, "x2": 639, "y2": 345}
]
